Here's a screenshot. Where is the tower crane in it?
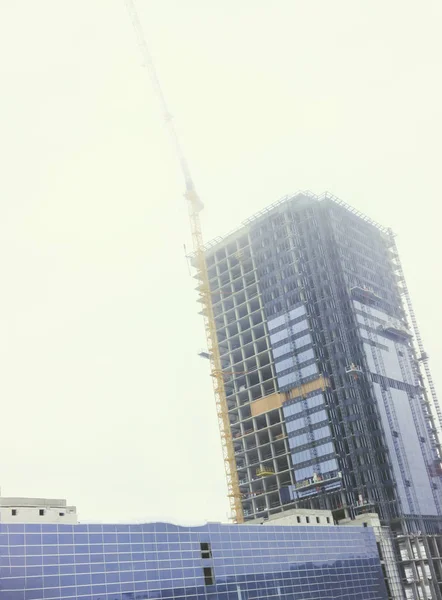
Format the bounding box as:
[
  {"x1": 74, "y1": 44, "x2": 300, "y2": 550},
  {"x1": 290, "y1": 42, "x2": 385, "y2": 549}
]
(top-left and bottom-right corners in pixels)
[{"x1": 124, "y1": 0, "x2": 244, "y2": 523}]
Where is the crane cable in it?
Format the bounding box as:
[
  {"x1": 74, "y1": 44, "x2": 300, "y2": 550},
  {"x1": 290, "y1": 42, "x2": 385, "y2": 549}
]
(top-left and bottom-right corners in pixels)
[
  {"x1": 124, "y1": 0, "x2": 196, "y2": 197},
  {"x1": 123, "y1": 0, "x2": 244, "y2": 523}
]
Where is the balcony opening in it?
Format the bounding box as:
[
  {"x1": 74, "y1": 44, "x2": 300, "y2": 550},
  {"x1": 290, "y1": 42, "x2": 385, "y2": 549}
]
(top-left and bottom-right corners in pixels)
[{"x1": 203, "y1": 567, "x2": 215, "y2": 586}]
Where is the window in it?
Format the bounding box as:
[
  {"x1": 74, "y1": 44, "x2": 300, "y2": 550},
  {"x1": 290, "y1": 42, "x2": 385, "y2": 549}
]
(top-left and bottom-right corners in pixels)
[
  {"x1": 296, "y1": 516, "x2": 301, "y2": 523},
  {"x1": 59, "y1": 512, "x2": 65, "y2": 517},
  {"x1": 200, "y1": 542, "x2": 212, "y2": 559},
  {"x1": 283, "y1": 401, "x2": 304, "y2": 418},
  {"x1": 278, "y1": 371, "x2": 299, "y2": 388},
  {"x1": 289, "y1": 305, "x2": 306, "y2": 321},
  {"x1": 39, "y1": 509, "x2": 45, "y2": 516},
  {"x1": 292, "y1": 447, "x2": 313, "y2": 465},
  {"x1": 309, "y1": 409, "x2": 328, "y2": 425},
  {"x1": 306, "y1": 394, "x2": 324, "y2": 410},
  {"x1": 297, "y1": 348, "x2": 315, "y2": 364},
  {"x1": 326, "y1": 517, "x2": 331, "y2": 524},
  {"x1": 11, "y1": 509, "x2": 17, "y2": 516},
  {"x1": 270, "y1": 329, "x2": 289, "y2": 345},
  {"x1": 286, "y1": 417, "x2": 306, "y2": 434},
  {"x1": 268, "y1": 315, "x2": 285, "y2": 331},
  {"x1": 316, "y1": 441, "x2": 334, "y2": 457},
  {"x1": 203, "y1": 567, "x2": 215, "y2": 586},
  {"x1": 275, "y1": 356, "x2": 295, "y2": 374},
  {"x1": 363, "y1": 522, "x2": 368, "y2": 528},
  {"x1": 289, "y1": 432, "x2": 309, "y2": 447},
  {"x1": 306, "y1": 516, "x2": 310, "y2": 523},
  {"x1": 291, "y1": 319, "x2": 309, "y2": 335},
  {"x1": 273, "y1": 343, "x2": 291, "y2": 359},
  {"x1": 316, "y1": 517, "x2": 320, "y2": 523},
  {"x1": 294, "y1": 333, "x2": 312, "y2": 350},
  {"x1": 301, "y1": 363, "x2": 318, "y2": 379},
  {"x1": 312, "y1": 425, "x2": 331, "y2": 441}
]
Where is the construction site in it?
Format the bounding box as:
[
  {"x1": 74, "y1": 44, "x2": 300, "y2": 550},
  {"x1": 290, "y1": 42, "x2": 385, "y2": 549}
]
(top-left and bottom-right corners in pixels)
[
  {"x1": 122, "y1": 4, "x2": 442, "y2": 599},
  {"x1": 0, "y1": 1, "x2": 441, "y2": 600},
  {"x1": 194, "y1": 190, "x2": 442, "y2": 600}
]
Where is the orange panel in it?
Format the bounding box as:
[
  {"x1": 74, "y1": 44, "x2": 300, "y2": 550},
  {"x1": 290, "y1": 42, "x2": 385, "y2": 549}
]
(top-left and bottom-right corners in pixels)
[
  {"x1": 251, "y1": 392, "x2": 284, "y2": 417},
  {"x1": 283, "y1": 375, "x2": 330, "y2": 402}
]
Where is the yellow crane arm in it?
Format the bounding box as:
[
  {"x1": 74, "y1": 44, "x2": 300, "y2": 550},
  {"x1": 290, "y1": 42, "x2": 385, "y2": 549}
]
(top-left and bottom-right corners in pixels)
[{"x1": 124, "y1": 0, "x2": 244, "y2": 523}]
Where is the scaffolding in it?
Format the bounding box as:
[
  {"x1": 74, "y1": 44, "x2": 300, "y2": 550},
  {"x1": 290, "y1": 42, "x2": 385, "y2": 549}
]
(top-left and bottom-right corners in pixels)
[{"x1": 387, "y1": 230, "x2": 442, "y2": 448}]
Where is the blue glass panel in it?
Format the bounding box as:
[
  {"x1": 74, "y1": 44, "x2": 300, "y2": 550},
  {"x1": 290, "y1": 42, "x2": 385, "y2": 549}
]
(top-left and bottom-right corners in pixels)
[{"x1": 0, "y1": 522, "x2": 387, "y2": 600}]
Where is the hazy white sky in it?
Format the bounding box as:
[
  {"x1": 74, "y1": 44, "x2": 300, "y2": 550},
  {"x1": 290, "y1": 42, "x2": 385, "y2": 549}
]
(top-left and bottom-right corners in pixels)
[{"x1": 0, "y1": 0, "x2": 441, "y2": 524}]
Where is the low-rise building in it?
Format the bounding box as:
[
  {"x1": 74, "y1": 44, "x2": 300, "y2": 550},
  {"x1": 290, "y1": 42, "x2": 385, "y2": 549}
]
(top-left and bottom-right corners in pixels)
[
  {"x1": 0, "y1": 513, "x2": 387, "y2": 599},
  {"x1": 0, "y1": 495, "x2": 77, "y2": 524}
]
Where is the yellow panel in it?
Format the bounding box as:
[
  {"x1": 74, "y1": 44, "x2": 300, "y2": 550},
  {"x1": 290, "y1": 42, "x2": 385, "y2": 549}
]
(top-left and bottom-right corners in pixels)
[
  {"x1": 251, "y1": 392, "x2": 284, "y2": 417},
  {"x1": 284, "y1": 375, "x2": 330, "y2": 401}
]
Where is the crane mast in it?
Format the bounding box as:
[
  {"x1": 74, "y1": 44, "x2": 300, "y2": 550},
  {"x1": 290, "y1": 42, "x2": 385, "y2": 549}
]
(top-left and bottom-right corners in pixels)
[{"x1": 124, "y1": 0, "x2": 244, "y2": 523}]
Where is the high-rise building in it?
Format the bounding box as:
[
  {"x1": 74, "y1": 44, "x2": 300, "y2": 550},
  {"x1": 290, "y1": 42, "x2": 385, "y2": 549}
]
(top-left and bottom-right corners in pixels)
[{"x1": 203, "y1": 191, "x2": 442, "y2": 599}]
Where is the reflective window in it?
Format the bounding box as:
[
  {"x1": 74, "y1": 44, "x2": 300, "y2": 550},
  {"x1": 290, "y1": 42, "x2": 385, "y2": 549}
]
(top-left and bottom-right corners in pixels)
[
  {"x1": 297, "y1": 348, "x2": 315, "y2": 364},
  {"x1": 309, "y1": 409, "x2": 328, "y2": 425},
  {"x1": 295, "y1": 457, "x2": 338, "y2": 481},
  {"x1": 286, "y1": 416, "x2": 307, "y2": 433},
  {"x1": 275, "y1": 356, "x2": 295, "y2": 373},
  {"x1": 292, "y1": 442, "x2": 335, "y2": 465},
  {"x1": 301, "y1": 363, "x2": 318, "y2": 379},
  {"x1": 288, "y1": 432, "x2": 309, "y2": 447},
  {"x1": 294, "y1": 333, "x2": 312, "y2": 349},
  {"x1": 291, "y1": 319, "x2": 309, "y2": 335},
  {"x1": 278, "y1": 371, "x2": 299, "y2": 388},
  {"x1": 268, "y1": 315, "x2": 286, "y2": 331},
  {"x1": 289, "y1": 304, "x2": 306, "y2": 321},
  {"x1": 313, "y1": 425, "x2": 332, "y2": 441},
  {"x1": 273, "y1": 342, "x2": 291, "y2": 359},
  {"x1": 316, "y1": 441, "x2": 335, "y2": 457},
  {"x1": 306, "y1": 394, "x2": 324, "y2": 410},
  {"x1": 269, "y1": 328, "x2": 289, "y2": 344},
  {"x1": 283, "y1": 401, "x2": 304, "y2": 417},
  {"x1": 283, "y1": 394, "x2": 324, "y2": 419},
  {"x1": 292, "y1": 447, "x2": 314, "y2": 464},
  {"x1": 0, "y1": 515, "x2": 387, "y2": 600}
]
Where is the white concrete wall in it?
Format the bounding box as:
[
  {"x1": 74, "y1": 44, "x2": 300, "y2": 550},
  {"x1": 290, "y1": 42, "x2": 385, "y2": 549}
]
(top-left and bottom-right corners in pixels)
[
  {"x1": 0, "y1": 498, "x2": 77, "y2": 523},
  {"x1": 0, "y1": 506, "x2": 77, "y2": 523},
  {"x1": 251, "y1": 508, "x2": 334, "y2": 526}
]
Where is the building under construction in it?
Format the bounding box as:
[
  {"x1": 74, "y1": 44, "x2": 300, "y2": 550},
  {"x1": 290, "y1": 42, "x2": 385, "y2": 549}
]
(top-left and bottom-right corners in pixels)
[{"x1": 201, "y1": 191, "x2": 442, "y2": 600}]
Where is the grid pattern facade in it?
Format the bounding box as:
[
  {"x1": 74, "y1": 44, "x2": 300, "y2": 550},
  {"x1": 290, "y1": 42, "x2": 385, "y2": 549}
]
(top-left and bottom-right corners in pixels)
[
  {"x1": 205, "y1": 192, "x2": 441, "y2": 525},
  {"x1": 0, "y1": 522, "x2": 387, "y2": 600},
  {"x1": 207, "y1": 235, "x2": 292, "y2": 518},
  {"x1": 204, "y1": 191, "x2": 442, "y2": 599}
]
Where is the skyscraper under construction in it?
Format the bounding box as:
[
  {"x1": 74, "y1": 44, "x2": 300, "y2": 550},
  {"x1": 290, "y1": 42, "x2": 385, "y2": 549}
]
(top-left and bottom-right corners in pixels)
[{"x1": 202, "y1": 191, "x2": 442, "y2": 599}]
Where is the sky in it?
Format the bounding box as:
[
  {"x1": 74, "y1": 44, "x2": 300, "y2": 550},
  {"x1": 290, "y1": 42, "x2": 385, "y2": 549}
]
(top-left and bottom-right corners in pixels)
[{"x1": 0, "y1": 0, "x2": 441, "y2": 524}]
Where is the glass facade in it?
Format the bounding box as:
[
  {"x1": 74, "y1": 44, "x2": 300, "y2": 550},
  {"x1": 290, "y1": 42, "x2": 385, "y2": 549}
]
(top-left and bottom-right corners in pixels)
[{"x1": 0, "y1": 522, "x2": 387, "y2": 600}]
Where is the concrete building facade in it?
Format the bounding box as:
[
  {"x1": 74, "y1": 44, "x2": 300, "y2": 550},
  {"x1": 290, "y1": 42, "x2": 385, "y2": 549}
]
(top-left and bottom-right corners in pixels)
[
  {"x1": 0, "y1": 496, "x2": 77, "y2": 524},
  {"x1": 202, "y1": 191, "x2": 442, "y2": 599}
]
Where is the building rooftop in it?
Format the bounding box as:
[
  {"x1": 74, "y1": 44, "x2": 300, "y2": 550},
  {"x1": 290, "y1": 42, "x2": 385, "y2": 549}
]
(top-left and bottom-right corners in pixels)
[
  {"x1": 0, "y1": 497, "x2": 68, "y2": 507},
  {"x1": 200, "y1": 190, "x2": 391, "y2": 255}
]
